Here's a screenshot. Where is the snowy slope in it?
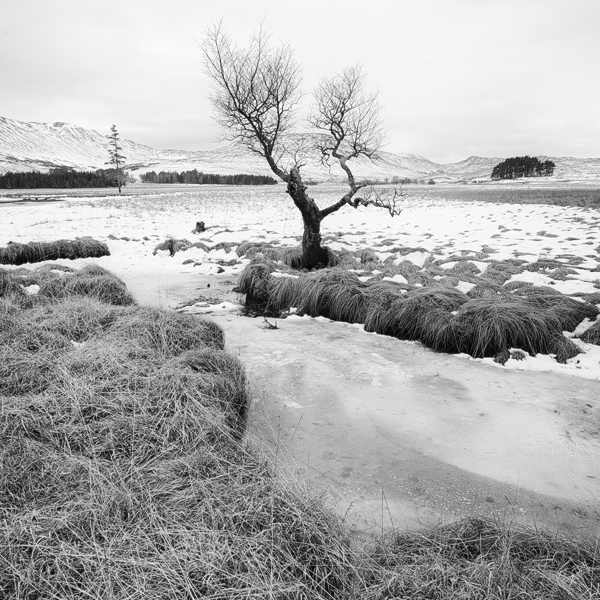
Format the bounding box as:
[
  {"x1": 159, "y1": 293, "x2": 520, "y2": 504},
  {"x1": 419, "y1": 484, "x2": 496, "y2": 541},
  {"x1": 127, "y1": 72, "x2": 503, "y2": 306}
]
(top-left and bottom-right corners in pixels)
[{"x1": 1, "y1": 116, "x2": 599, "y2": 183}]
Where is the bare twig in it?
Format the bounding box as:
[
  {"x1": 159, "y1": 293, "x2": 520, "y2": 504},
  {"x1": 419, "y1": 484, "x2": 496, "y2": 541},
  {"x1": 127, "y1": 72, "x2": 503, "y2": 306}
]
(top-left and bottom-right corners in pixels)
[{"x1": 350, "y1": 186, "x2": 405, "y2": 217}]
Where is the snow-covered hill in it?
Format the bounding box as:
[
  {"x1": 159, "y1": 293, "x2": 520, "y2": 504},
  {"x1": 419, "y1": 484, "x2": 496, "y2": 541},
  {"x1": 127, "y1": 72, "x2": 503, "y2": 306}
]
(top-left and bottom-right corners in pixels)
[{"x1": 1, "y1": 116, "x2": 599, "y2": 183}]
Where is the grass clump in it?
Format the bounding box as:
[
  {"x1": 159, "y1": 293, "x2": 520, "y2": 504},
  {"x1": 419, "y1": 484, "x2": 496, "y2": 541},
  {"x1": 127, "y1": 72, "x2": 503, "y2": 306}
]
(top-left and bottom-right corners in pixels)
[
  {"x1": 512, "y1": 285, "x2": 599, "y2": 331},
  {"x1": 235, "y1": 262, "x2": 588, "y2": 364},
  {"x1": 296, "y1": 269, "x2": 367, "y2": 323},
  {"x1": 580, "y1": 321, "x2": 600, "y2": 345},
  {"x1": 447, "y1": 299, "x2": 564, "y2": 358},
  {"x1": 152, "y1": 237, "x2": 211, "y2": 256},
  {"x1": 39, "y1": 264, "x2": 136, "y2": 306},
  {"x1": 0, "y1": 237, "x2": 110, "y2": 265},
  {"x1": 364, "y1": 516, "x2": 600, "y2": 599},
  {"x1": 381, "y1": 287, "x2": 470, "y2": 340}
]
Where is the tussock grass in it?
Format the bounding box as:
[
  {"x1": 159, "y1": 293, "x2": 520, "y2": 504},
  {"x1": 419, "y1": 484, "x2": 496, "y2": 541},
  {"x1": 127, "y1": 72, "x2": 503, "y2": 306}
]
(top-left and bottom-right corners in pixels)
[
  {"x1": 467, "y1": 283, "x2": 506, "y2": 299},
  {"x1": 236, "y1": 261, "x2": 589, "y2": 363},
  {"x1": 296, "y1": 269, "x2": 368, "y2": 323},
  {"x1": 512, "y1": 286, "x2": 599, "y2": 331},
  {"x1": 389, "y1": 259, "x2": 420, "y2": 277},
  {"x1": 39, "y1": 264, "x2": 136, "y2": 305},
  {"x1": 0, "y1": 237, "x2": 110, "y2": 265},
  {"x1": 406, "y1": 271, "x2": 437, "y2": 286},
  {"x1": 525, "y1": 259, "x2": 566, "y2": 272},
  {"x1": 236, "y1": 243, "x2": 337, "y2": 269},
  {"x1": 105, "y1": 306, "x2": 225, "y2": 355},
  {"x1": 337, "y1": 249, "x2": 361, "y2": 269},
  {"x1": 267, "y1": 274, "x2": 302, "y2": 312},
  {"x1": 235, "y1": 261, "x2": 274, "y2": 308},
  {"x1": 448, "y1": 260, "x2": 481, "y2": 276},
  {"x1": 236, "y1": 240, "x2": 266, "y2": 256},
  {"x1": 551, "y1": 266, "x2": 579, "y2": 280},
  {"x1": 153, "y1": 237, "x2": 211, "y2": 256},
  {"x1": 363, "y1": 281, "x2": 410, "y2": 334},
  {"x1": 447, "y1": 299, "x2": 565, "y2": 358},
  {"x1": 383, "y1": 287, "x2": 470, "y2": 341},
  {"x1": 279, "y1": 245, "x2": 306, "y2": 268},
  {"x1": 363, "y1": 516, "x2": 600, "y2": 600},
  {"x1": 581, "y1": 292, "x2": 600, "y2": 305},
  {"x1": 503, "y1": 280, "x2": 534, "y2": 292},
  {"x1": 483, "y1": 260, "x2": 525, "y2": 284},
  {"x1": 436, "y1": 275, "x2": 460, "y2": 287},
  {"x1": 580, "y1": 321, "x2": 600, "y2": 345}
]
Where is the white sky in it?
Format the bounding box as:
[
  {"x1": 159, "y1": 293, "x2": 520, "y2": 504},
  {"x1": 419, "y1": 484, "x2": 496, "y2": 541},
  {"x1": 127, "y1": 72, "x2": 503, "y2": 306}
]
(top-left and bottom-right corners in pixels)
[{"x1": 1, "y1": 0, "x2": 599, "y2": 163}]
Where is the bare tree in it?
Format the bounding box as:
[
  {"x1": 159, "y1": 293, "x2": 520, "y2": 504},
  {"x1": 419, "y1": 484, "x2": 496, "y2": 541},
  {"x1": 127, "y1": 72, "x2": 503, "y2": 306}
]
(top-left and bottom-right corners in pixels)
[{"x1": 202, "y1": 21, "x2": 401, "y2": 269}]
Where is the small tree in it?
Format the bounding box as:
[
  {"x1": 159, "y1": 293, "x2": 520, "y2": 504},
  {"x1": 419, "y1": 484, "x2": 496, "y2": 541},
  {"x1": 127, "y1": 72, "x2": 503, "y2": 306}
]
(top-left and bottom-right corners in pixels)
[
  {"x1": 202, "y1": 21, "x2": 401, "y2": 269},
  {"x1": 106, "y1": 124, "x2": 126, "y2": 193}
]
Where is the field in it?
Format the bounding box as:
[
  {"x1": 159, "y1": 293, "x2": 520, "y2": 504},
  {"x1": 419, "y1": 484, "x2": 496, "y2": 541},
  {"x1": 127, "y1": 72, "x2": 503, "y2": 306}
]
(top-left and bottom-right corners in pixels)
[{"x1": 1, "y1": 183, "x2": 600, "y2": 597}]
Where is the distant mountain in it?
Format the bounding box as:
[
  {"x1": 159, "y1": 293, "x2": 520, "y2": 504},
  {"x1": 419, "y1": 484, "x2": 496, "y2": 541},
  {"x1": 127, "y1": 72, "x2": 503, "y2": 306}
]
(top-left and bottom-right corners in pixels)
[{"x1": 1, "y1": 116, "x2": 599, "y2": 183}]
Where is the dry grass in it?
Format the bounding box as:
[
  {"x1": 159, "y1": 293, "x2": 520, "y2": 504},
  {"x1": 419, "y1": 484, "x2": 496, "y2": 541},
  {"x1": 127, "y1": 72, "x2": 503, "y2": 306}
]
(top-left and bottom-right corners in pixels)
[
  {"x1": 235, "y1": 260, "x2": 593, "y2": 363},
  {"x1": 295, "y1": 269, "x2": 368, "y2": 323},
  {"x1": 441, "y1": 299, "x2": 565, "y2": 358},
  {"x1": 153, "y1": 237, "x2": 213, "y2": 256},
  {"x1": 0, "y1": 265, "x2": 359, "y2": 599},
  {"x1": 511, "y1": 285, "x2": 599, "y2": 331},
  {"x1": 379, "y1": 287, "x2": 470, "y2": 340},
  {"x1": 0, "y1": 237, "x2": 110, "y2": 265},
  {"x1": 38, "y1": 264, "x2": 136, "y2": 306},
  {"x1": 581, "y1": 321, "x2": 600, "y2": 345},
  {"x1": 363, "y1": 516, "x2": 600, "y2": 599},
  {"x1": 236, "y1": 243, "x2": 337, "y2": 269},
  {"x1": 1, "y1": 266, "x2": 599, "y2": 598}
]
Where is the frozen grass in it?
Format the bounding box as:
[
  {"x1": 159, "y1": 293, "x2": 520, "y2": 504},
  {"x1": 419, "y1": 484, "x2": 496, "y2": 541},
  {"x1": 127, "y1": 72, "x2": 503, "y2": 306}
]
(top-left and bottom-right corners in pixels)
[
  {"x1": 236, "y1": 256, "x2": 598, "y2": 363},
  {"x1": 1, "y1": 266, "x2": 599, "y2": 598},
  {"x1": 0, "y1": 237, "x2": 110, "y2": 265}
]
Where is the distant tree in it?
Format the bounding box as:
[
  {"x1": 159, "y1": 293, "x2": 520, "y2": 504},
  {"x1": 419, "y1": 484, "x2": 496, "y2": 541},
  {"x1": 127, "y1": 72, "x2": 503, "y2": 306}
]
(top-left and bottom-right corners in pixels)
[
  {"x1": 139, "y1": 169, "x2": 277, "y2": 185},
  {"x1": 491, "y1": 156, "x2": 555, "y2": 180},
  {"x1": 0, "y1": 168, "x2": 120, "y2": 189},
  {"x1": 202, "y1": 21, "x2": 402, "y2": 269},
  {"x1": 106, "y1": 124, "x2": 127, "y2": 193}
]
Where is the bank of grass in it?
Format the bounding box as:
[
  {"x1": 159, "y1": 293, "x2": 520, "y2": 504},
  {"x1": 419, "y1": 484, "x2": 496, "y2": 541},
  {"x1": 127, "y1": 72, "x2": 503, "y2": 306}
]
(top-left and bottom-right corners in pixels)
[
  {"x1": 1, "y1": 265, "x2": 599, "y2": 598},
  {"x1": 0, "y1": 265, "x2": 355, "y2": 598},
  {"x1": 236, "y1": 255, "x2": 598, "y2": 362},
  {"x1": 0, "y1": 237, "x2": 110, "y2": 265}
]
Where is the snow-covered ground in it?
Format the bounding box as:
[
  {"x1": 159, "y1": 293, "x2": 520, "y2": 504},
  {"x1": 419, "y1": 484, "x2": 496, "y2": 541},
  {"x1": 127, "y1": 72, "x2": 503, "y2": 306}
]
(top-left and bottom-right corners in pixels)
[{"x1": 2, "y1": 183, "x2": 599, "y2": 380}]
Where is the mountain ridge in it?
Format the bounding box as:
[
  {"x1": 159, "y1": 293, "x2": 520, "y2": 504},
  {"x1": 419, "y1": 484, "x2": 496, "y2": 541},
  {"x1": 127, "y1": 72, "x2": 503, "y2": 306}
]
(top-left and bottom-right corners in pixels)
[{"x1": 1, "y1": 116, "x2": 599, "y2": 183}]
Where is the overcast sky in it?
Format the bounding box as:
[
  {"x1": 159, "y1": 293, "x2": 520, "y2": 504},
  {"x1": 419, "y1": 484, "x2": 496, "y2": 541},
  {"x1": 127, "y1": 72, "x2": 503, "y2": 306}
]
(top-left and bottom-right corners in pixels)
[{"x1": 1, "y1": 0, "x2": 599, "y2": 163}]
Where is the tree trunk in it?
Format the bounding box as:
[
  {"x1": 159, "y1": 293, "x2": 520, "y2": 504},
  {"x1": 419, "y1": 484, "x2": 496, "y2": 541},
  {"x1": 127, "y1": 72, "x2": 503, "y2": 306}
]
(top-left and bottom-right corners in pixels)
[
  {"x1": 301, "y1": 212, "x2": 329, "y2": 269},
  {"x1": 286, "y1": 168, "x2": 329, "y2": 269}
]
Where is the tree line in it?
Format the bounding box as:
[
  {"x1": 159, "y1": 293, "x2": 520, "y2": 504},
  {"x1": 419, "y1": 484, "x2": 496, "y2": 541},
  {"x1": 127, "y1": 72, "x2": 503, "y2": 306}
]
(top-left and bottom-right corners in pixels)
[
  {"x1": 139, "y1": 169, "x2": 278, "y2": 185},
  {"x1": 0, "y1": 168, "x2": 124, "y2": 189},
  {"x1": 491, "y1": 156, "x2": 556, "y2": 180}
]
